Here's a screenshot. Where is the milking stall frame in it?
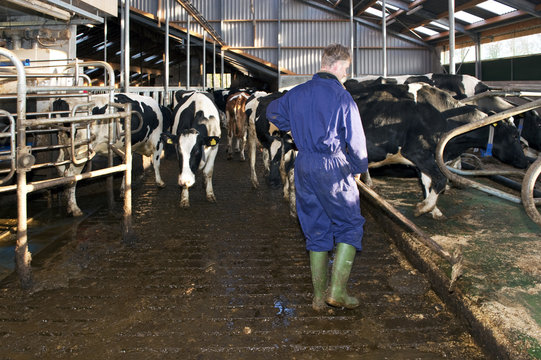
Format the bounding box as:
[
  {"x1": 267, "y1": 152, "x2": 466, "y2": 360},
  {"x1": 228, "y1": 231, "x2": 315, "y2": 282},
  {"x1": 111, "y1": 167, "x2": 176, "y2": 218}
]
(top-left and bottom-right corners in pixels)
[
  {"x1": 435, "y1": 93, "x2": 541, "y2": 226},
  {"x1": 0, "y1": 47, "x2": 135, "y2": 289}
]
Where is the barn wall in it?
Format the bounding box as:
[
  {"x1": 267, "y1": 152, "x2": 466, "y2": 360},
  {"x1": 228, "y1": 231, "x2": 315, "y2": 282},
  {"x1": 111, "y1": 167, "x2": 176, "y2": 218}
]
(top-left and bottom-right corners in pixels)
[{"x1": 133, "y1": 0, "x2": 436, "y2": 77}]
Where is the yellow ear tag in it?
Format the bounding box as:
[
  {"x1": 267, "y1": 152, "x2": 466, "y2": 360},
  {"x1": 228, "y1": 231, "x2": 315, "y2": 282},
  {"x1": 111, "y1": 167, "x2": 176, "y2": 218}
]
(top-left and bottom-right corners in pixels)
[
  {"x1": 492, "y1": 122, "x2": 498, "y2": 127},
  {"x1": 167, "y1": 138, "x2": 173, "y2": 144},
  {"x1": 210, "y1": 138, "x2": 217, "y2": 146}
]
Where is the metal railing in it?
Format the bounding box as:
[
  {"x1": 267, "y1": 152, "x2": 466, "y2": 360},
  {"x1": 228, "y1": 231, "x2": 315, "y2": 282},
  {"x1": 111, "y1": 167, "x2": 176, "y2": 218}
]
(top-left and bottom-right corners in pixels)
[
  {"x1": 0, "y1": 48, "x2": 134, "y2": 289},
  {"x1": 436, "y1": 97, "x2": 541, "y2": 227}
]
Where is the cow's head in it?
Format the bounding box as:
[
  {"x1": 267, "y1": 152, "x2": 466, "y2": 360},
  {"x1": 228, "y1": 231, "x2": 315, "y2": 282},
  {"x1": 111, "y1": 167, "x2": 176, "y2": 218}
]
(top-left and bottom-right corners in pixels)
[
  {"x1": 492, "y1": 121, "x2": 529, "y2": 169},
  {"x1": 161, "y1": 130, "x2": 219, "y2": 188}
]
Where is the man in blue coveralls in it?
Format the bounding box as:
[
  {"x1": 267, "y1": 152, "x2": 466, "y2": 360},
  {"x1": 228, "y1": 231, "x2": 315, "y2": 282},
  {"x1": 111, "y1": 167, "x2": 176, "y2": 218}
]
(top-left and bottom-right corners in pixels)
[{"x1": 266, "y1": 44, "x2": 368, "y2": 311}]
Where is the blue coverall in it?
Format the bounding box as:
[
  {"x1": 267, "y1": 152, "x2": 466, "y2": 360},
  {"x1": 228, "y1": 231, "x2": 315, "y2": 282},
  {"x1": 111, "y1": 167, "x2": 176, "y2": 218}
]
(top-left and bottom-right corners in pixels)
[{"x1": 266, "y1": 72, "x2": 368, "y2": 252}]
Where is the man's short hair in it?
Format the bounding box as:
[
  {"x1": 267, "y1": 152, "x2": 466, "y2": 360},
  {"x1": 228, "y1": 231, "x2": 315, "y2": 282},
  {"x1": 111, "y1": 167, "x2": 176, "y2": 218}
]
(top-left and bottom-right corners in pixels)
[{"x1": 321, "y1": 44, "x2": 351, "y2": 68}]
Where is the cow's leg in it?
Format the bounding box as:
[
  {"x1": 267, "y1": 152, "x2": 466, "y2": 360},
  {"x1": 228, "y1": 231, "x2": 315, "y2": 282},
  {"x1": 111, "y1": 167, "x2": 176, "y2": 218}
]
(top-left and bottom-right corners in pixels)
[
  {"x1": 248, "y1": 124, "x2": 259, "y2": 188},
  {"x1": 203, "y1": 147, "x2": 218, "y2": 203},
  {"x1": 239, "y1": 131, "x2": 247, "y2": 162},
  {"x1": 63, "y1": 164, "x2": 85, "y2": 217},
  {"x1": 361, "y1": 171, "x2": 373, "y2": 188},
  {"x1": 288, "y1": 167, "x2": 297, "y2": 218},
  {"x1": 226, "y1": 112, "x2": 233, "y2": 160},
  {"x1": 56, "y1": 135, "x2": 85, "y2": 216},
  {"x1": 152, "y1": 141, "x2": 166, "y2": 188},
  {"x1": 180, "y1": 187, "x2": 190, "y2": 208},
  {"x1": 262, "y1": 149, "x2": 270, "y2": 176},
  {"x1": 415, "y1": 172, "x2": 445, "y2": 219}
]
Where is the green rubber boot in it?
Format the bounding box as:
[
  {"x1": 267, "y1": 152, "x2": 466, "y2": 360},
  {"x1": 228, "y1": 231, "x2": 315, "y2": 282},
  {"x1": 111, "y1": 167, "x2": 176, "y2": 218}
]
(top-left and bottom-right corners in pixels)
[
  {"x1": 309, "y1": 251, "x2": 328, "y2": 311},
  {"x1": 326, "y1": 243, "x2": 360, "y2": 309}
]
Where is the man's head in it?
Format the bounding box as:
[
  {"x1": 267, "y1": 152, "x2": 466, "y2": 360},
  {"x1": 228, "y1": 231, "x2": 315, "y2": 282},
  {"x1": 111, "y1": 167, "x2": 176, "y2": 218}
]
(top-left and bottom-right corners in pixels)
[{"x1": 320, "y1": 43, "x2": 351, "y2": 83}]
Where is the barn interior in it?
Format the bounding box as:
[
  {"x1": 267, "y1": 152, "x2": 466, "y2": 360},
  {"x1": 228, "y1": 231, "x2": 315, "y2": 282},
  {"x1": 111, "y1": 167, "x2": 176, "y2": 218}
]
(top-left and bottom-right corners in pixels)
[
  {"x1": 2, "y1": 0, "x2": 541, "y2": 92},
  {"x1": 0, "y1": 1, "x2": 540, "y2": 359}
]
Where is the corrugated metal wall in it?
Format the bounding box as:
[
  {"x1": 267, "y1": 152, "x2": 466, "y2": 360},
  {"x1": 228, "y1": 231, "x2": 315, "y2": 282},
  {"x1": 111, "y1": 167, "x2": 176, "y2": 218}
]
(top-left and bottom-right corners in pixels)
[{"x1": 132, "y1": 0, "x2": 435, "y2": 77}]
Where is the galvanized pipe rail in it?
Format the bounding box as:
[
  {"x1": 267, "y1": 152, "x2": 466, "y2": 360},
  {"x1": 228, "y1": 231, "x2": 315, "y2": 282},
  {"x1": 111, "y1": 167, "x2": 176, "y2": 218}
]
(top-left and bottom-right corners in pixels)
[
  {"x1": 435, "y1": 98, "x2": 541, "y2": 226},
  {"x1": 0, "y1": 48, "x2": 134, "y2": 288},
  {"x1": 0, "y1": 110, "x2": 16, "y2": 185}
]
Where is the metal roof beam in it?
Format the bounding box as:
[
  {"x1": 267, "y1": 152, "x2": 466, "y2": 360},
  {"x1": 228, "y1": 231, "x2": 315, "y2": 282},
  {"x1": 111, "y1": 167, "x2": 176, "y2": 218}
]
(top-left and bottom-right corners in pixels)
[
  {"x1": 497, "y1": 0, "x2": 541, "y2": 18},
  {"x1": 297, "y1": 0, "x2": 430, "y2": 47},
  {"x1": 386, "y1": 0, "x2": 474, "y2": 37},
  {"x1": 175, "y1": 0, "x2": 226, "y2": 46},
  {"x1": 4, "y1": 0, "x2": 71, "y2": 21},
  {"x1": 43, "y1": 0, "x2": 104, "y2": 23}
]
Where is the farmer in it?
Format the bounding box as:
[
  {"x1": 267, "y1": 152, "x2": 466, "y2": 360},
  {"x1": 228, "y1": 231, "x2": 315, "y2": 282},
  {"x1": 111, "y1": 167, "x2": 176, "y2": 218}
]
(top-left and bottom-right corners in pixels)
[{"x1": 266, "y1": 43, "x2": 368, "y2": 310}]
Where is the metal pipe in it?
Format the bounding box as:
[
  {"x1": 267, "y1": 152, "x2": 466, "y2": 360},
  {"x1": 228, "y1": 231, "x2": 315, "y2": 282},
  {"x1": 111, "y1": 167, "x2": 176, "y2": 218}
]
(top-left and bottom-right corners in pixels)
[
  {"x1": 187, "y1": 13, "x2": 191, "y2": 89},
  {"x1": 23, "y1": 164, "x2": 127, "y2": 193},
  {"x1": 22, "y1": 112, "x2": 127, "y2": 127},
  {"x1": 474, "y1": 33, "x2": 481, "y2": 79},
  {"x1": 521, "y1": 157, "x2": 541, "y2": 226},
  {"x1": 0, "y1": 110, "x2": 16, "y2": 185},
  {"x1": 122, "y1": 104, "x2": 133, "y2": 241},
  {"x1": 0, "y1": 47, "x2": 32, "y2": 289},
  {"x1": 120, "y1": 0, "x2": 125, "y2": 90},
  {"x1": 436, "y1": 98, "x2": 541, "y2": 203},
  {"x1": 350, "y1": 0, "x2": 354, "y2": 77},
  {"x1": 124, "y1": 0, "x2": 131, "y2": 92},
  {"x1": 463, "y1": 90, "x2": 541, "y2": 103},
  {"x1": 448, "y1": 0, "x2": 455, "y2": 74},
  {"x1": 104, "y1": 17, "x2": 108, "y2": 87},
  {"x1": 221, "y1": 50, "x2": 224, "y2": 88},
  {"x1": 277, "y1": 0, "x2": 281, "y2": 90},
  {"x1": 213, "y1": 42, "x2": 216, "y2": 89},
  {"x1": 382, "y1": 0, "x2": 387, "y2": 77},
  {"x1": 203, "y1": 30, "x2": 206, "y2": 90},
  {"x1": 165, "y1": 0, "x2": 170, "y2": 105}
]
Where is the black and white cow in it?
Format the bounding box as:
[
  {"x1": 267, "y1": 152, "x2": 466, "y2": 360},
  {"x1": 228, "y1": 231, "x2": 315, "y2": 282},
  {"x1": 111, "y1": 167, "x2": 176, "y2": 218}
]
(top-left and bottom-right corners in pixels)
[
  {"x1": 352, "y1": 73, "x2": 541, "y2": 152},
  {"x1": 161, "y1": 90, "x2": 221, "y2": 208},
  {"x1": 348, "y1": 83, "x2": 528, "y2": 219},
  {"x1": 245, "y1": 91, "x2": 287, "y2": 189},
  {"x1": 53, "y1": 93, "x2": 167, "y2": 216}
]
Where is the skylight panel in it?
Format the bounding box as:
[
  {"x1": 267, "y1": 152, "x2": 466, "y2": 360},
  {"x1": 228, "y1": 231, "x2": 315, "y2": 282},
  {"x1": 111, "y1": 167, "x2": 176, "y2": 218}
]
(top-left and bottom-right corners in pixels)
[
  {"x1": 365, "y1": 7, "x2": 383, "y2": 18},
  {"x1": 454, "y1": 11, "x2": 484, "y2": 24},
  {"x1": 414, "y1": 26, "x2": 438, "y2": 36},
  {"x1": 430, "y1": 21, "x2": 449, "y2": 31},
  {"x1": 477, "y1": 0, "x2": 515, "y2": 15},
  {"x1": 377, "y1": 1, "x2": 399, "y2": 11}
]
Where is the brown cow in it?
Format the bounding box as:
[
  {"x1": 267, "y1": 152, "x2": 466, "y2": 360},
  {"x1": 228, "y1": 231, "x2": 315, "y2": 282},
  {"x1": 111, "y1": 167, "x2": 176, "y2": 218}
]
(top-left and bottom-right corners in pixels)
[{"x1": 225, "y1": 91, "x2": 250, "y2": 161}]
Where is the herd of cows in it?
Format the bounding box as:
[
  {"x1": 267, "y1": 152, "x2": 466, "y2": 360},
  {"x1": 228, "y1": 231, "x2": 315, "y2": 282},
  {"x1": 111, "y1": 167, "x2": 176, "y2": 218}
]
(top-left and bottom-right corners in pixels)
[{"x1": 50, "y1": 73, "x2": 541, "y2": 220}]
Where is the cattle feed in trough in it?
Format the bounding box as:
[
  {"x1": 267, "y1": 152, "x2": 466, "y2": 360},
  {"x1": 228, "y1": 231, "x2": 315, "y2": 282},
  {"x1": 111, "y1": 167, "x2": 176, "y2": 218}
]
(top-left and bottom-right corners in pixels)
[
  {"x1": 245, "y1": 91, "x2": 287, "y2": 189},
  {"x1": 162, "y1": 90, "x2": 221, "y2": 208},
  {"x1": 225, "y1": 91, "x2": 251, "y2": 161},
  {"x1": 346, "y1": 83, "x2": 528, "y2": 219},
  {"x1": 53, "y1": 93, "x2": 167, "y2": 217}
]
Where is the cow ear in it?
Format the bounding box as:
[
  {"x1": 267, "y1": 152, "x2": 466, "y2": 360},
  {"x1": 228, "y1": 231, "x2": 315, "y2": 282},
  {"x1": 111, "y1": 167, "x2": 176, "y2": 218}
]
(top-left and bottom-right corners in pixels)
[
  {"x1": 204, "y1": 136, "x2": 220, "y2": 146},
  {"x1": 161, "y1": 132, "x2": 177, "y2": 145}
]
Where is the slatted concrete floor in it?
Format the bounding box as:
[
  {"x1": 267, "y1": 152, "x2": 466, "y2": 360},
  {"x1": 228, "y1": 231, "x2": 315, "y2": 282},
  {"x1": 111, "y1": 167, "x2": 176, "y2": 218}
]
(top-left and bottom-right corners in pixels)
[{"x1": 0, "y1": 146, "x2": 487, "y2": 359}]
